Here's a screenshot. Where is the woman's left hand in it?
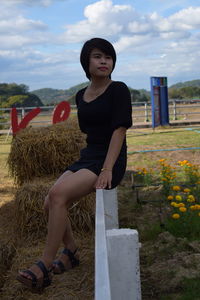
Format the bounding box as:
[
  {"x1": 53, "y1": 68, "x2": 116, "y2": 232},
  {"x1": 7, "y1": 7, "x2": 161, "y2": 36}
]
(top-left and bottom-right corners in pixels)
[{"x1": 95, "y1": 169, "x2": 112, "y2": 189}]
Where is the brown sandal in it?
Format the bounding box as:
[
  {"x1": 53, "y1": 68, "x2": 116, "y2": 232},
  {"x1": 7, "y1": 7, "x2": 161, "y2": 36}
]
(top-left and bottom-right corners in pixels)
[
  {"x1": 16, "y1": 261, "x2": 52, "y2": 293},
  {"x1": 53, "y1": 248, "x2": 79, "y2": 274}
]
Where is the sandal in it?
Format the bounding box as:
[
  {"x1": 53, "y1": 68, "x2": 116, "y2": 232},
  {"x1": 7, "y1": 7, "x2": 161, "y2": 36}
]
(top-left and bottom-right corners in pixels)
[
  {"x1": 53, "y1": 248, "x2": 79, "y2": 275},
  {"x1": 16, "y1": 260, "x2": 52, "y2": 293}
]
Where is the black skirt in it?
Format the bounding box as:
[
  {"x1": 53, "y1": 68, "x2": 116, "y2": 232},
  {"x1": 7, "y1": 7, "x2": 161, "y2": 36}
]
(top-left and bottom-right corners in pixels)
[{"x1": 67, "y1": 143, "x2": 127, "y2": 189}]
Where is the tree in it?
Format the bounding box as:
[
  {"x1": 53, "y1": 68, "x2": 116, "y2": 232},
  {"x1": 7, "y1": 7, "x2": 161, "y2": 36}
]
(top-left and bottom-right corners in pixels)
[
  {"x1": 168, "y1": 88, "x2": 183, "y2": 99},
  {"x1": 4, "y1": 94, "x2": 43, "y2": 108}
]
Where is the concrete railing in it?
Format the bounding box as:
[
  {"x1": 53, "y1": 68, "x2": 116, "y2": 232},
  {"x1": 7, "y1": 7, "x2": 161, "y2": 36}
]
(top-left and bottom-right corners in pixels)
[{"x1": 95, "y1": 189, "x2": 141, "y2": 300}]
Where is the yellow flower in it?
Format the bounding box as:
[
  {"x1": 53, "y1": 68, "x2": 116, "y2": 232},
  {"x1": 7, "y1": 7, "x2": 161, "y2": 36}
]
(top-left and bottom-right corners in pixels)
[
  {"x1": 179, "y1": 207, "x2": 187, "y2": 212},
  {"x1": 190, "y1": 205, "x2": 196, "y2": 211},
  {"x1": 159, "y1": 159, "x2": 166, "y2": 162},
  {"x1": 175, "y1": 195, "x2": 182, "y2": 201},
  {"x1": 195, "y1": 205, "x2": 200, "y2": 210},
  {"x1": 183, "y1": 188, "x2": 191, "y2": 193},
  {"x1": 178, "y1": 203, "x2": 185, "y2": 207},
  {"x1": 187, "y1": 198, "x2": 194, "y2": 203},
  {"x1": 172, "y1": 213, "x2": 180, "y2": 219},
  {"x1": 186, "y1": 163, "x2": 192, "y2": 167},
  {"x1": 161, "y1": 178, "x2": 167, "y2": 181},
  {"x1": 167, "y1": 195, "x2": 174, "y2": 201},
  {"x1": 188, "y1": 195, "x2": 195, "y2": 201},
  {"x1": 178, "y1": 160, "x2": 188, "y2": 166},
  {"x1": 171, "y1": 202, "x2": 178, "y2": 207},
  {"x1": 172, "y1": 185, "x2": 181, "y2": 191},
  {"x1": 198, "y1": 212, "x2": 200, "y2": 217}
]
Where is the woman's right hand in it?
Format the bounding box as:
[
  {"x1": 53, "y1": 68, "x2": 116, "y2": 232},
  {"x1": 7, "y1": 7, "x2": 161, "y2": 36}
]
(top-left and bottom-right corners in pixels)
[{"x1": 95, "y1": 169, "x2": 112, "y2": 189}]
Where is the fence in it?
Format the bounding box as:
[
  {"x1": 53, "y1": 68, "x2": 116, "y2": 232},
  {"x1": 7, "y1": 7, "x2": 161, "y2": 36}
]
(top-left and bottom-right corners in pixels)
[
  {"x1": 1, "y1": 99, "x2": 200, "y2": 130},
  {"x1": 132, "y1": 99, "x2": 200, "y2": 123},
  {"x1": 95, "y1": 188, "x2": 141, "y2": 300}
]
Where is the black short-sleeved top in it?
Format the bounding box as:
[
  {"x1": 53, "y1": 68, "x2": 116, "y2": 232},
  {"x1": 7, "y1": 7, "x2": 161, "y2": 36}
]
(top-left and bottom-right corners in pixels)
[{"x1": 67, "y1": 81, "x2": 132, "y2": 188}]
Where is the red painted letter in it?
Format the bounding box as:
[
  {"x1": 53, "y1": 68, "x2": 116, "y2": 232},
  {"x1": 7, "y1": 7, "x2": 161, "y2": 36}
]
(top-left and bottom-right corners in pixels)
[
  {"x1": 52, "y1": 101, "x2": 71, "y2": 124},
  {"x1": 11, "y1": 107, "x2": 41, "y2": 135}
]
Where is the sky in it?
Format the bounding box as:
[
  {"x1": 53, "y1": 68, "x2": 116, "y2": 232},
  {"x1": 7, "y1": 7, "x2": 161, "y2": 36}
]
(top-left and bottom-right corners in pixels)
[{"x1": 1, "y1": 0, "x2": 200, "y2": 91}]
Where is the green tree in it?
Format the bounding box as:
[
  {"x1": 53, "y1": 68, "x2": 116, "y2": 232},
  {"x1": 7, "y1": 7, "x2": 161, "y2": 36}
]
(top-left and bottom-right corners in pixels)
[
  {"x1": 168, "y1": 88, "x2": 182, "y2": 99},
  {"x1": 0, "y1": 83, "x2": 29, "y2": 97},
  {"x1": 4, "y1": 94, "x2": 43, "y2": 108}
]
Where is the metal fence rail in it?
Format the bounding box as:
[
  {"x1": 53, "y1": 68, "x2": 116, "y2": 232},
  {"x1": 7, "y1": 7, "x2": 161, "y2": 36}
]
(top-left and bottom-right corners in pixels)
[{"x1": 1, "y1": 100, "x2": 200, "y2": 129}]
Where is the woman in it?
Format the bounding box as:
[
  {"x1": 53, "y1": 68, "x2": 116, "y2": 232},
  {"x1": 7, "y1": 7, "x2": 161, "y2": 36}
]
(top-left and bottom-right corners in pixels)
[{"x1": 17, "y1": 37, "x2": 132, "y2": 292}]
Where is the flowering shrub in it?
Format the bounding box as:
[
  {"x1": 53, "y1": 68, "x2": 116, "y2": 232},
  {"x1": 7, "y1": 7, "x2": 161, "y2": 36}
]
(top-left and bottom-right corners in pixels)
[
  {"x1": 158, "y1": 159, "x2": 177, "y2": 195},
  {"x1": 133, "y1": 159, "x2": 200, "y2": 239},
  {"x1": 178, "y1": 160, "x2": 200, "y2": 185},
  {"x1": 134, "y1": 167, "x2": 154, "y2": 186},
  {"x1": 165, "y1": 184, "x2": 200, "y2": 239}
]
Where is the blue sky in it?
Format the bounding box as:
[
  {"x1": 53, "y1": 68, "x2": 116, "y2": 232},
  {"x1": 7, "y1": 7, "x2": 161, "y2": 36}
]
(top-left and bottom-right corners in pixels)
[{"x1": 1, "y1": 0, "x2": 200, "y2": 91}]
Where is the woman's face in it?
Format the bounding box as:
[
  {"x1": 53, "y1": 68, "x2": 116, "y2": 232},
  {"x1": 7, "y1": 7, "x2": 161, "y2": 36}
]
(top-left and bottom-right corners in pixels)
[{"x1": 88, "y1": 48, "x2": 113, "y2": 79}]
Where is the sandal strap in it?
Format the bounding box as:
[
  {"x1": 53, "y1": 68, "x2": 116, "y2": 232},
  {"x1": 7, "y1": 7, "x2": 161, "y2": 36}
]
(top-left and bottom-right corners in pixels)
[
  {"x1": 35, "y1": 261, "x2": 51, "y2": 287},
  {"x1": 22, "y1": 270, "x2": 37, "y2": 287},
  {"x1": 54, "y1": 260, "x2": 66, "y2": 273},
  {"x1": 62, "y1": 248, "x2": 79, "y2": 268},
  {"x1": 36, "y1": 261, "x2": 49, "y2": 277}
]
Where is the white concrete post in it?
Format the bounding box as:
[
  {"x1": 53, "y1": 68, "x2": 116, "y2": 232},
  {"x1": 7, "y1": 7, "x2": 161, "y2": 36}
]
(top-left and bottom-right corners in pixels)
[
  {"x1": 103, "y1": 188, "x2": 119, "y2": 230},
  {"x1": 106, "y1": 228, "x2": 141, "y2": 300},
  {"x1": 95, "y1": 189, "x2": 111, "y2": 300}
]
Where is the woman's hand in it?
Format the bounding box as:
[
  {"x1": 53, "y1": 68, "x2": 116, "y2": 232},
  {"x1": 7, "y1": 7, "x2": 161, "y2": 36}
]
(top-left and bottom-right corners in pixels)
[{"x1": 95, "y1": 169, "x2": 112, "y2": 189}]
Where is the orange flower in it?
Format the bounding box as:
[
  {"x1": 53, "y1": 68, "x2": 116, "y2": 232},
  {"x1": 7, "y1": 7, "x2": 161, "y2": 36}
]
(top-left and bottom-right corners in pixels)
[{"x1": 172, "y1": 213, "x2": 180, "y2": 219}]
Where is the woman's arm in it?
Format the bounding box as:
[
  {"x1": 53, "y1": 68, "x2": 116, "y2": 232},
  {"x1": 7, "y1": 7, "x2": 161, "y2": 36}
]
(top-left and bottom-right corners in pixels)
[{"x1": 95, "y1": 126, "x2": 126, "y2": 189}]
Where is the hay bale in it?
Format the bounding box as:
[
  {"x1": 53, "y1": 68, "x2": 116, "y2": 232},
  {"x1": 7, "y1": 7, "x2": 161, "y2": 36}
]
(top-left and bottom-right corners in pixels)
[
  {"x1": 1, "y1": 233, "x2": 94, "y2": 300},
  {"x1": 0, "y1": 201, "x2": 17, "y2": 289},
  {"x1": 0, "y1": 241, "x2": 16, "y2": 289},
  {"x1": 8, "y1": 118, "x2": 86, "y2": 185},
  {"x1": 14, "y1": 178, "x2": 95, "y2": 239}
]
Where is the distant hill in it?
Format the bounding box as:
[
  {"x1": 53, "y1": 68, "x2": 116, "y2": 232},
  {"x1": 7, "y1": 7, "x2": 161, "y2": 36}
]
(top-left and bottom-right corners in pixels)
[
  {"x1": 32, "y1": 82, "x2": 151, "y2": 105},
  {"x1": 30, "y1": 79, "x2": 200, "y2": 105},
  {"x1": 170, "y1": 79, "x2": 200, "y2": 89},
  {"x1": 31, "y1": 82, "x2": 89, "y2": 105}
]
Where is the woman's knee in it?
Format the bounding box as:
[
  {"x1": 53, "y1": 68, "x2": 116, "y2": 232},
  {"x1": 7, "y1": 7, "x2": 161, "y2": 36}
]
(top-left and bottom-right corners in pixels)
[
  {"x1": 48, "y1": 185, "x2": 70, "y2": 208},
  {"x1": 44, "y1": 195, "x2": 49, "y2": 212}
]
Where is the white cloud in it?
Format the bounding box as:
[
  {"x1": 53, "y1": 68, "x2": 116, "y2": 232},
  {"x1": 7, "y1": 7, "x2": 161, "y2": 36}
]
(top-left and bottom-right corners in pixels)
[
  {"x1": 169, "y1": 6, "x2": 200, "y2": 28},
  {"x1": 1, "y1": 0, "x2": 62, "y2": 7},
  {"x1": 61, "y1": 0, "x2": 136, "y2": 42},
  {"x1": 0, "y1": 3, "x2": 50, "y2": 48},
  {"x1": 61, "y1": 1, "x2": 200, "y2": 50},
  {"x1": 0, "y1": 0, "x2": 200, "y2": 90},
  {"x1": 0, "y1": 16, "x2": 47, "y2": 34}
]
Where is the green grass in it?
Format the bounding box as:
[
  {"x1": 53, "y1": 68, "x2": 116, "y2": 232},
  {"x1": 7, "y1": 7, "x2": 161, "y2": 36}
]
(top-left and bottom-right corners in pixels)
[
  {"x1": 127, "y1": 128, "x2": 200, "y2": 149},
  {"x1": 178, "y1": 278, "x2": 200, "y2": 300},
  {"x1": 165, "y1": 213, "x2": 200, "y2": 241},
  {"x1": 126, "y1": 127, "x2": 200, "y2": 171},
  {"x1": 160, "y1": 278, "x2": 200, "y2": 300},
  {"x1": 0, "y1": 135, "x2": 12, "y2": 178}
]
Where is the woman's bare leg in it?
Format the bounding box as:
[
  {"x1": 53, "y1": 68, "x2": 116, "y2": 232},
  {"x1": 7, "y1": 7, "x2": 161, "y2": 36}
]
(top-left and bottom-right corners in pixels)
[
  {"x1": 44, "y1": 170, "x2": 76, "y2": 250},
  {"x1": 19, "y1": 169, "x2": 97, "y2": 279}
]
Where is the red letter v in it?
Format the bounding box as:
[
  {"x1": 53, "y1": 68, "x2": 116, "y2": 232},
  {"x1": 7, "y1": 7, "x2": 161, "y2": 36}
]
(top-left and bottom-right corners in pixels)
[{"x1": 11, "y1": 107, "x2": 41, "y2": 135}]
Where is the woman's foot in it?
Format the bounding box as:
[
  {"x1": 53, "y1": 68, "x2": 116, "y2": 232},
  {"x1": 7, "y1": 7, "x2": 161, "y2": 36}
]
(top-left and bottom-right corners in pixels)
[
  {"x1": 53, "y1": 248, "x2": 80, "y2": 274},
  {"x1": 16, "y1": 260, "x2": 53, "y2": 292},
  {"x1": 18, "y1": 263, "x2": 43, "y2": 281}
]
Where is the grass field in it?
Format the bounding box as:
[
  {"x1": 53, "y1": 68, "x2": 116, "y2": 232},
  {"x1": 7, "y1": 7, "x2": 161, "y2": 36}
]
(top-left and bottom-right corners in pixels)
[
  {"x1": 127, "y1": 126, "x2": 200, "y2": 170},
  {"x1": 1, "y1": 125, "x2": 200, "y2": 299}
]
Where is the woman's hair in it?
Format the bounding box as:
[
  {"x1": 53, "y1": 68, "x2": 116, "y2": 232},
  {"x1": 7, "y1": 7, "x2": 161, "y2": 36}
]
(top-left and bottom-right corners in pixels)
[{"x1": 80, "y1": 37, "x2": 116, "y2": 79}]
